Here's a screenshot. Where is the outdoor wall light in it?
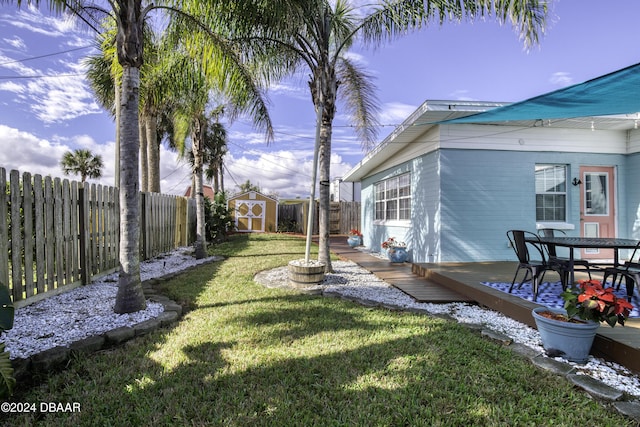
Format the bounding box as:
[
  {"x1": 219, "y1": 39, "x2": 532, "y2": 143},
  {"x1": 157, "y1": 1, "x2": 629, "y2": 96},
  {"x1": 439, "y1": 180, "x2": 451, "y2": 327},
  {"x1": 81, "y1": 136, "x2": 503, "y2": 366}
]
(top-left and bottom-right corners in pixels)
[{"x1": 572, "y1": 178, "x2": 582, "y2": 186}]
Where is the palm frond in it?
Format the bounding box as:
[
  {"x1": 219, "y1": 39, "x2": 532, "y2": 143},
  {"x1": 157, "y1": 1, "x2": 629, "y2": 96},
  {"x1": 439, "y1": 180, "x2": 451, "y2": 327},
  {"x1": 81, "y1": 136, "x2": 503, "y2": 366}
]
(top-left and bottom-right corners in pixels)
[
  {"x1": 359, "y1": 0, "x2": 546, "y2": 50},
  {"x1": 337, "y1": 56, "x2": 380, "y2": 150}
]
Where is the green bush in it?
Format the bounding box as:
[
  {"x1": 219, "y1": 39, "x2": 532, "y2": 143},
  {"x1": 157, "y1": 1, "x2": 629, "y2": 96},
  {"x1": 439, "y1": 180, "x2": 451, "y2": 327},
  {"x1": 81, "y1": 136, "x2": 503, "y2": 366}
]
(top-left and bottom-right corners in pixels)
[{"x1": 204, "y1": 191, "x2": 234, "y2": 244}]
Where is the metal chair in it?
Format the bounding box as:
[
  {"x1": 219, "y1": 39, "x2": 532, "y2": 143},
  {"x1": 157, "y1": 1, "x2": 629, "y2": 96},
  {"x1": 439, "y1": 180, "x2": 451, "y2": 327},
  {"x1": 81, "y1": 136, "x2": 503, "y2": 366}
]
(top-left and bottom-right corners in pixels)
[
  {"x1": 538, "y1": 228, "x2": 592, "y2": 280},
  {"x1": 602, "y1": 240, "x2": 640, "y2": 300},
  {"x1": 507, "y1": 230, "x2": 567, "y2": 301}
]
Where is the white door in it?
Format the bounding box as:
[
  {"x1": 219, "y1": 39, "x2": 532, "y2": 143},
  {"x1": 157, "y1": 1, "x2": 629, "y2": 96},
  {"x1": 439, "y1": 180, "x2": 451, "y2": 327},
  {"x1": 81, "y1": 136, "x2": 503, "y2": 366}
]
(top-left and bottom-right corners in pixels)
[{"x1": 235, "y1": 200, "x2": 266, "y2": 232}]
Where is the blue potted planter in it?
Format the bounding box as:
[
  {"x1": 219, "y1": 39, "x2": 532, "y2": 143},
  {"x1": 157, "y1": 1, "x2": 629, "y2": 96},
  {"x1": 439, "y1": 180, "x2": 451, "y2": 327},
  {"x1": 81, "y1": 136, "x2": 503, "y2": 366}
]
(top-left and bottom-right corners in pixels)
[
  {"x1": 347, "y1": 235, "x2": 361, "y2": 247},
  {"x1": 387, "y1": 246, "x2": 408, "y2": 263},
  {"x1": 532, "y1": 307, "x2": 600, "y2": 363}
]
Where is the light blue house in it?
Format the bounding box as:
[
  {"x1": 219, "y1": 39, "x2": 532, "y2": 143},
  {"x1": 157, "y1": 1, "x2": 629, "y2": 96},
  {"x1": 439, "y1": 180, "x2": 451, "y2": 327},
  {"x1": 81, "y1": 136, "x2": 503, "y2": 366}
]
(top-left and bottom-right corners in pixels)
[{"x1": 342, "y1": 64, "x2": 640, "y2": 263}]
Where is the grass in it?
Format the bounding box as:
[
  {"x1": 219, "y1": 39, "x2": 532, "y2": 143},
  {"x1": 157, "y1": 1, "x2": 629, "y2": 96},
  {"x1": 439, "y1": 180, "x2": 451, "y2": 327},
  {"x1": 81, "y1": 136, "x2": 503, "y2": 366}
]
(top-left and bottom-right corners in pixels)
[{"x1": 1, "y1": 233, "x2": 634, "y2": 426}]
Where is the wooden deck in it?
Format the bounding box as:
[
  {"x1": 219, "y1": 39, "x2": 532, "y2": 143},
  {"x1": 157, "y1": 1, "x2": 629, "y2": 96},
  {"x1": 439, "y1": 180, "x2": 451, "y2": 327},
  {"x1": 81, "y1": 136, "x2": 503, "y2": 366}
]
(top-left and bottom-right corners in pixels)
[{"x1": 329, "y1": 237, "x2": 640, "y2": 374}]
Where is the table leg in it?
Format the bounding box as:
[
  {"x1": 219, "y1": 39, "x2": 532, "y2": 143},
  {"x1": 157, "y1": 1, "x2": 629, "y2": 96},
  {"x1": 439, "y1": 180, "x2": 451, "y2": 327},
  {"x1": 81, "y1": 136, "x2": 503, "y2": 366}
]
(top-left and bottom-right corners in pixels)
[{"x1": 569, "y1": 247, "x2": 575, "y2": 285}]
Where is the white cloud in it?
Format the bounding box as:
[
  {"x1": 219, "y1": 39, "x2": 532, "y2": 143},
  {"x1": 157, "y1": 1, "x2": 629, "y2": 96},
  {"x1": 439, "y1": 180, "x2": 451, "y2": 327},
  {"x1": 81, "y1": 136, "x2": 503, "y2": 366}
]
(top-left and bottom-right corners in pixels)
[
  {"x1": 0, "y1": 124, "x2": 193, "y2": 196},
  {"x1": 0, "y1": 5, "x2": 78, "y2": 38},
  {"x1": 0, "y1": 51, "x2": 38, "y2": 76},
  {"x1": 0, "y1": 124, "x2": 71, "y2": 178},
  {"x1": 0, "y1": 81, "x2": 24, "y2": 94},
  {"x1": 378, "y1": 102, "x2": 417, "y2": 125},
  {"x1": 28, "y1": 73, "x2": 101, "y2": 123},
  {"x1": 549, "y1": 72, "x2": 573, "y2": 86},
  {"x1": 223, "y1": 150, "x2": 353, "y2": 198},
  {"x1": 448, "y1": 90, "x2": 477, "y2": 101},
  {"x1": 343, "y1": 51, "x2": 368, "y2": 66},
  {"x1": 0, "y1": 8, "x2": 100, "y2": 124},
  {"x1": 0, "y1": 56, "x2": 102, "y2": 123},
  {"x1": 3, "y1": 36, "x2": 25, "y2": 50},
  {"x1": 269, "y1": 81, "x2": 309, "y2": 101}
]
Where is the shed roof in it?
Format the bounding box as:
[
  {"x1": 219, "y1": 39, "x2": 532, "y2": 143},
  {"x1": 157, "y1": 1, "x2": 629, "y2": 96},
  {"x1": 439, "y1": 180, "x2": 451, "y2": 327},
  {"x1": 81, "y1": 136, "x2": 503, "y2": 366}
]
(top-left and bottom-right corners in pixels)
[
  {"x1": 229, "y1": 190, "x2": 278, "y2": 203},
  {"x1": 184, "y1": 185, "x2": 215, "y2": 199}
]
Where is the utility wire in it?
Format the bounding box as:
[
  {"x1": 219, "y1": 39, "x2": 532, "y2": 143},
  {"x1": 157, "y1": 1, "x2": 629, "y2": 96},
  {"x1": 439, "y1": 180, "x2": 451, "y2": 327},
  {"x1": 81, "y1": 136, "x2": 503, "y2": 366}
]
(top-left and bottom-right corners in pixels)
[
  {"x1": 0, "y1": 73, "x2": 85, "y2": 80},
  {"x1": 0, "y1": 45, "x2": 93, "y2": 66}
]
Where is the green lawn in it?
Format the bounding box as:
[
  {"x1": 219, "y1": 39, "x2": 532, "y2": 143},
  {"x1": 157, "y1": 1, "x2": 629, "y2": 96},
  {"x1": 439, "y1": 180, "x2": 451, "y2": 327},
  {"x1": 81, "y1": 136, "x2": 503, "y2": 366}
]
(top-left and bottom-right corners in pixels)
[{"x1": 2, "y1": 233, "x2": 633, "y2": 426}]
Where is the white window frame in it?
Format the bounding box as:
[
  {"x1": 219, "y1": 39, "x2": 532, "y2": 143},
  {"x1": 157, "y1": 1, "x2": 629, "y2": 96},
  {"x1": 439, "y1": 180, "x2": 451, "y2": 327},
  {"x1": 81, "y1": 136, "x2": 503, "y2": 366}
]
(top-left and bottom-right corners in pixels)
[
  {"x1": 535, "y1": 164, "x2": 567, "y2": 222},
  {"x1": 374, "y1": 173, "x2": 411, "y2": 223}
]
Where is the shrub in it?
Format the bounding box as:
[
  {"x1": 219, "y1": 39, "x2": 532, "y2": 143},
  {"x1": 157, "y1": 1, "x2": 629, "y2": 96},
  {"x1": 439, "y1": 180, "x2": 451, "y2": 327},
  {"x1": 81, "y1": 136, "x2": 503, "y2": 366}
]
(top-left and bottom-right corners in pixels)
[{"x1": 205, "y1": 191, "x2": 234, "y2": 244}]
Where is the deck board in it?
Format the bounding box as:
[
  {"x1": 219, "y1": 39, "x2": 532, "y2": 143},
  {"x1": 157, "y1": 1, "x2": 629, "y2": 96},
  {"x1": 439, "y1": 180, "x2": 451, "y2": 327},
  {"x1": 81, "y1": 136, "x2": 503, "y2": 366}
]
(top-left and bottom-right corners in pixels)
[{"x1": 328, "y1": 240, "x2": 472, "y2": 303}]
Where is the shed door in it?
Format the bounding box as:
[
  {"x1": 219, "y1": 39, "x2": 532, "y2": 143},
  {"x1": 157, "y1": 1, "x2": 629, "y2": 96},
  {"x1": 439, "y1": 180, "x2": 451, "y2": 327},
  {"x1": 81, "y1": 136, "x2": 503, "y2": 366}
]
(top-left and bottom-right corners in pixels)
[
  {"x1": 579, "y1": 166, "x2": 615, "y2": 259},
  {"x1": 235, "y1": 200, "x2": 265, "y2": 232}
]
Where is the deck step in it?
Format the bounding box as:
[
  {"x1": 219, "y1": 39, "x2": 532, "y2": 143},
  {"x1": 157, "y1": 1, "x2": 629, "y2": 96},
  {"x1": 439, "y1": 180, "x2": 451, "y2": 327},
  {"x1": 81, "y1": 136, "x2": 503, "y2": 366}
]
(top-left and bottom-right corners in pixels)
[{"x1": 391, "y1": 278, "x2": 474, "y2": 303}]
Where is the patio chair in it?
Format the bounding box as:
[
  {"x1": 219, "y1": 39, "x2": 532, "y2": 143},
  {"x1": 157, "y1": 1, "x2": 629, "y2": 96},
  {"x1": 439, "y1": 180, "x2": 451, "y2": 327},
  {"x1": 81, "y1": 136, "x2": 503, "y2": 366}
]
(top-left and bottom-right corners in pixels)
[
  {"x1": 602, "y1": 240, "x2": 640, "y2": 300},
  {"x1": 538, "y1": 228, "x2": 592, "y2": 281},
  {"x1": 507, "y1": 230, "x2": 567, "y2": 302}
]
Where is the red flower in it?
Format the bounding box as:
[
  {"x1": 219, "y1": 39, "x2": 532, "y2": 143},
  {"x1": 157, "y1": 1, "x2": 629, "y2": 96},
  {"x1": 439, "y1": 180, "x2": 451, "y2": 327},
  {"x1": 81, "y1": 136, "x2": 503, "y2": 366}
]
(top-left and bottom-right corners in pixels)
[{"x1": 562, "y1": 279, "x2": 634, "y2": 327}]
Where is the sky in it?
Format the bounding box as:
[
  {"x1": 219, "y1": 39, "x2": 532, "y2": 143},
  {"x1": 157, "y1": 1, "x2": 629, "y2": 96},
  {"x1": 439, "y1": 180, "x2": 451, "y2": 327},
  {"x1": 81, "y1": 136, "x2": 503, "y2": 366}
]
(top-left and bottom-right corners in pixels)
[{"x1": 1, "y1": 1, "x2": 640, "y2": 199}]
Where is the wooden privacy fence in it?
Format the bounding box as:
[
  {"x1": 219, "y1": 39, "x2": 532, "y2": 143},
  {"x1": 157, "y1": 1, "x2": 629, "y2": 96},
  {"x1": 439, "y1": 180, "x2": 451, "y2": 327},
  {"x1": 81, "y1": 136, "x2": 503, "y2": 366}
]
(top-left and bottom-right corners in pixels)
[
  {"x1": 141, "y1": 192, "x2": 195, "y2": 259},
  {"x1": 334, "y1": 201, "x2": 361, "y2": 234},
  {"x1": 278, "y1": 201, "x2": 360, "y2": 235},
  {"x1": 1, "y1": 168, "x2": 196, "y2": 306}
]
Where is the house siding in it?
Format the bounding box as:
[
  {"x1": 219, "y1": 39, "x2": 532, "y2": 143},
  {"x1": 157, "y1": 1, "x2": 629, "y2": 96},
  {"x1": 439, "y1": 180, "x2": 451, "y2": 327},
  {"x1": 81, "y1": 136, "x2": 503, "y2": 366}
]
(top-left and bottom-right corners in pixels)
[
  {"x1": 361, "y1": 141, "x2": 630, "y2": 263},
  {"x1": 440, "y1": 149, "x2": 628, "y2": 262},
  {"x1": 624, "y1": 151, "x2": 640, "y2": 242}
]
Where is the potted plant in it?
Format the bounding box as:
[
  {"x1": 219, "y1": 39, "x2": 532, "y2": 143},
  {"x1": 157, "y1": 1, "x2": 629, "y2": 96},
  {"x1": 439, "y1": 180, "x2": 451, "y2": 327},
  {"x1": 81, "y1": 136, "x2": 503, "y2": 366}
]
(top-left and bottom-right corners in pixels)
[
  {"x1": 347, "y1": 229, "x2": 363, "y2": 247},
  {"x1": 532, "y1": 279, "x2": 633, "y2": 363},
  {"x1": 381, "y1": 237, "x2": 408, "y2": 263}
]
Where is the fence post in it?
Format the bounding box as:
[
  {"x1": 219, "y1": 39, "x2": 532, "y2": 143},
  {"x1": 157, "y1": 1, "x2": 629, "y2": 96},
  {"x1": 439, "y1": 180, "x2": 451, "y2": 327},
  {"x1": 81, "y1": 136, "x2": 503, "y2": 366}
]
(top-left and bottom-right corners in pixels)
[
  {"x1": 0, "y1": 168, "x2": 8, "y2": 290},
  {"x1": 78, "y1": 185, "x2": 91, "y2": 285},
  {"x1": 140, "y1": 192, "x2": 147, "y2": 260}
]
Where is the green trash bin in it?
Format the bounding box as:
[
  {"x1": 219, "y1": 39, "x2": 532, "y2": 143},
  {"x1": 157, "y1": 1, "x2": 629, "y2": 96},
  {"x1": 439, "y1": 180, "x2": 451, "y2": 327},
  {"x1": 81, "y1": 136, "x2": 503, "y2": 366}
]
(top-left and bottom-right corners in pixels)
[{"x1": 0, "y1": 285, "x2": 14, "y2": 331}]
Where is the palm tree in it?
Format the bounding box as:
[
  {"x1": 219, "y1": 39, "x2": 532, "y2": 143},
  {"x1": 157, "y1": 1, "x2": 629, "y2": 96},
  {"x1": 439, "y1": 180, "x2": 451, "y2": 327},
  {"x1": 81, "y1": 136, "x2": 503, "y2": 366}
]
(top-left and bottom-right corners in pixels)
[
  {"x1": 85, "y1": 22, "x2": 169, "y2": 194},
  {"x1": 203, "y1": 114, "x2": 228, "y2": 194},
  {"x1": 60, "y1": 149, "x2": 104, "y2": 184},
  {"x1": 233, "y1": 0, "x2": 547, "y2": 272},
  {"x1": 169, "y1": 58, "x2": 222, "y2": 259},
  {"x1": 9, "y1": 0, "x2": 276, "y2": 313},
  {"x1": 83, "y1": 23, "x2": 120, "y2": 187}
]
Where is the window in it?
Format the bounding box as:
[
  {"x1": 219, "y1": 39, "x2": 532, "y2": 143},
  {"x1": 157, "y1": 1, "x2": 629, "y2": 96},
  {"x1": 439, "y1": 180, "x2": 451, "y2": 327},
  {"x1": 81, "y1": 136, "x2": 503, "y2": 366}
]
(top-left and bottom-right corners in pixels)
[
  {"x1": 375, "y1": 173, "x2": 411, "y2": 221},
  {"x1": 535, "y1": 165, "x2": 567, "y2": 221}
]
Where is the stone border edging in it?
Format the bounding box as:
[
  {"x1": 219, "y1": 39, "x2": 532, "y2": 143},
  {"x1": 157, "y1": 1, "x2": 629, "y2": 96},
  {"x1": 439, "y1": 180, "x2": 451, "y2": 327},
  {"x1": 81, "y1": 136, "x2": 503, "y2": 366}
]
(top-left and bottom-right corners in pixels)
[{"x1": 7, "y1": 261, "x2": 217, "y2": 387}]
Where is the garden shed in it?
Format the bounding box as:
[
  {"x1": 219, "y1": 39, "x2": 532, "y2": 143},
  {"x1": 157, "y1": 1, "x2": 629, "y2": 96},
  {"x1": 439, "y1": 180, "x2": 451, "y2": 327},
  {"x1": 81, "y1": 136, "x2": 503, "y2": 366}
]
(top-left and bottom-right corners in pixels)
[{"x1": 228, "y1": 191, "x2": 278, "y2": 233}]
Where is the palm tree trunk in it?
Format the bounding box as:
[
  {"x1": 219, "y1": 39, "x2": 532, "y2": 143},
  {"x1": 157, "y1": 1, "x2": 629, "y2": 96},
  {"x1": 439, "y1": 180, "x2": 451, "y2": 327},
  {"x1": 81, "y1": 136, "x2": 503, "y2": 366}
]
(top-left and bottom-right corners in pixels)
[
  {"x1": 139, "y1": 118, "x2": 148, "y2": 192},
  {"x1": 115, "y1": 64, "x2": 146, "y2": 314},
  {"x1": 315, "y1": 66, "x2": 337, "y2": 273},
  {"x1": 192, "y1": 119, "x2": 207, "y2": 259},
  {"x1": 219, "y1": 161, "x2": 225, "y2": 193},
  {"x1": 115, "y1": 87, "x2": 121, "y2": 188},
  {"x1": 318, "y1": 110, "x2": 333, "y2": 273},
  {"x1": 146, "y1": 115, "x2": 160, "y2": 192},
  {"x1": 213, "y1": 165, "x2": 220, "y2": 194}
]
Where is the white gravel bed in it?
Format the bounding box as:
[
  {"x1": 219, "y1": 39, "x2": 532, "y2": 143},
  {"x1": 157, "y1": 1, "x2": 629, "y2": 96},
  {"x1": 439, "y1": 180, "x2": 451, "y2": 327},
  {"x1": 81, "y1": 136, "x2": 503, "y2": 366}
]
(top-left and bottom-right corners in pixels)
[{"x1": 0, "y1": 247, "x2": 218, "y2": 360}]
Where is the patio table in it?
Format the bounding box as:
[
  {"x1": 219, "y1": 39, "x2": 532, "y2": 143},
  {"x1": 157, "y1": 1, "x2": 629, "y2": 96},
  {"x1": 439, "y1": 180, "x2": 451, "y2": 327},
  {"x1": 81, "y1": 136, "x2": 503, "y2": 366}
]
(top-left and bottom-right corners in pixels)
[{"x1": 529, "y1": 236, "x2": 640, "y2": 284}]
